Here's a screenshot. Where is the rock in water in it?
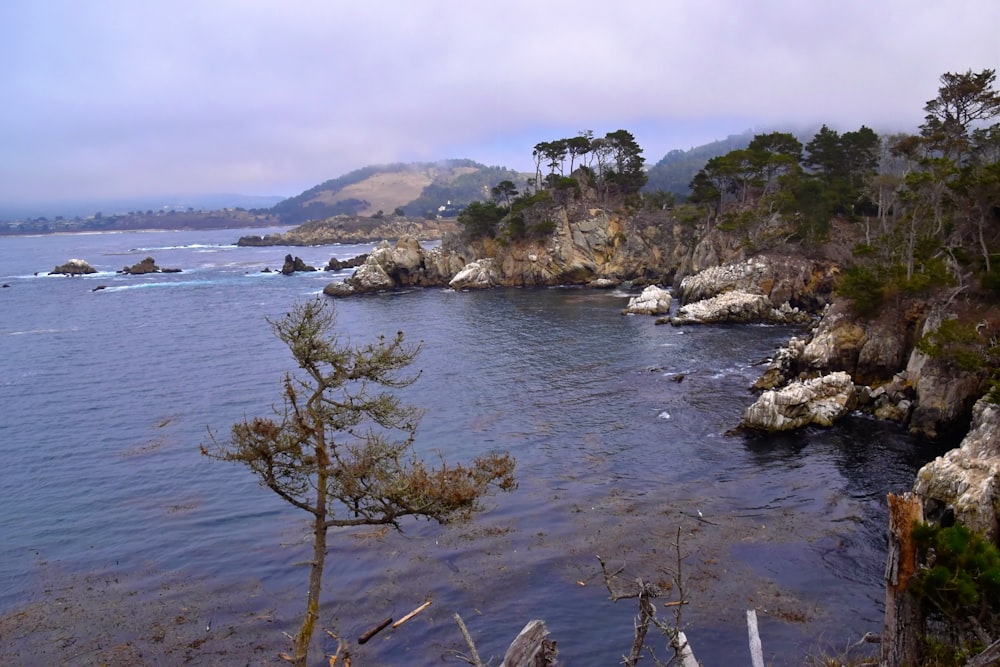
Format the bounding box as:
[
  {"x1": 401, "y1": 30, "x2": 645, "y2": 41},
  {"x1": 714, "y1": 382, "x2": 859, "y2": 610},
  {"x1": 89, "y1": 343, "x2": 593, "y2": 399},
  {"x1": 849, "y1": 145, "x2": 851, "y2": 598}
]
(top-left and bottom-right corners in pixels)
[
  {"x1": 740, "y1": 371, "x2": 857, "y2": 432},
  {"x1": 622, "y1": 285, "x2": 672, "y2": 315},
  {"x1": 449, "y1": 259, "x2": 498, "y2": 290},
  {"x1": 49, "y1": 258, "x2": 97, "y2": 275}
]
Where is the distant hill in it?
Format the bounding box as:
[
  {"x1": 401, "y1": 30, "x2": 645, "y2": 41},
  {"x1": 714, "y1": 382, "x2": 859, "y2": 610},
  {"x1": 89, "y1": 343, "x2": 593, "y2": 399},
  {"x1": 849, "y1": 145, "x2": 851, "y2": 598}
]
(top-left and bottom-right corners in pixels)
[
  {"x1": 270, "y1": 159, "x2": 528, "y2": 224},
  {"x1": 643, "y1": 130, "x2": 755, "y2": 199}
]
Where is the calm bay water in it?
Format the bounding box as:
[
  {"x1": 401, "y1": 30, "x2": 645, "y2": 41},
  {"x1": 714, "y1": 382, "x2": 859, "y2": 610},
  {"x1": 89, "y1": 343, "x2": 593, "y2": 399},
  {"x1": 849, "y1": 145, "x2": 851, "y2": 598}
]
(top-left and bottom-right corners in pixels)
[{"x1": 0, "y1": 228, "x2": 949, "y2": 665}]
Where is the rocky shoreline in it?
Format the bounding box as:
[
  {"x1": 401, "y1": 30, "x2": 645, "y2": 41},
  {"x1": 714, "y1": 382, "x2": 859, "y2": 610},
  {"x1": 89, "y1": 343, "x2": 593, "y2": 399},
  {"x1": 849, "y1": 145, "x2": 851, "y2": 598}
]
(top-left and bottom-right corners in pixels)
[{"x1": 305, "y1": 194, "x2": 997, "y2": 543}]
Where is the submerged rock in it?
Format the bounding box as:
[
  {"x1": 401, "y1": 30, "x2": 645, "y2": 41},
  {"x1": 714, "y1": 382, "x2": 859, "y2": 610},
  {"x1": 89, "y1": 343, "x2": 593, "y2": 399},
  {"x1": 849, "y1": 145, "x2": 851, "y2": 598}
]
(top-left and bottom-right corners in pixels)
[
  {"x1": 622, "y1": 285, "x2": 671, "y2": 315},
  {"x1": 50, "y1": 258, "x2": 97, "y2": 275},
  {"x1": 740, "y1": 371, "x2": 857, "y2": 432},
  {"x1": 914, "y1": 398, "x2": 1000, "y2": 542}
]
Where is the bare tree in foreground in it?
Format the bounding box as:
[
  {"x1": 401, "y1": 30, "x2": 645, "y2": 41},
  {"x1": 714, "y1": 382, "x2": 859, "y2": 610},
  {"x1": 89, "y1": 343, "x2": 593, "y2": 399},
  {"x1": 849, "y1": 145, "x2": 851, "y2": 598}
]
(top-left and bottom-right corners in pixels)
[
  {"x1": 599, "y1": 527, "x2": 698, "y2": 667},
  {"x1": 203, "y1": 298, "x2": 516, "y2": 667}
]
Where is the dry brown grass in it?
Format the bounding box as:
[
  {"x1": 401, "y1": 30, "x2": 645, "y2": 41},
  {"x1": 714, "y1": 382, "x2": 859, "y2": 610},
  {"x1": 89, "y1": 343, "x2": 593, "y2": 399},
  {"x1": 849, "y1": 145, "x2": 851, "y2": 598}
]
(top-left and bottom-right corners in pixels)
[{"x1": 305, "y1": 166, "x2": 479, "y2": 216}]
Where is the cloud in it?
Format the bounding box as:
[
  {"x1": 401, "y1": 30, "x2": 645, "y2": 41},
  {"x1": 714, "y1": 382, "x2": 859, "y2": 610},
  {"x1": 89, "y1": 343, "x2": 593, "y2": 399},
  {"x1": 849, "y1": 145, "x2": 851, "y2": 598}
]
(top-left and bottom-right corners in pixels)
[{"x1": 1, "y1": 0, "x2": 998, "y2": 208}]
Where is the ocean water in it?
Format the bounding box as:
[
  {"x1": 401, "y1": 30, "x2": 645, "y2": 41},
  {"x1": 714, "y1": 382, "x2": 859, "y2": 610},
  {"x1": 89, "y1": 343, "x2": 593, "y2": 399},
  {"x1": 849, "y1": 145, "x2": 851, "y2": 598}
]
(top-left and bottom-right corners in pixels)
[{"x1": 0, "y1": 228, "x2": 949, "y2": 665}]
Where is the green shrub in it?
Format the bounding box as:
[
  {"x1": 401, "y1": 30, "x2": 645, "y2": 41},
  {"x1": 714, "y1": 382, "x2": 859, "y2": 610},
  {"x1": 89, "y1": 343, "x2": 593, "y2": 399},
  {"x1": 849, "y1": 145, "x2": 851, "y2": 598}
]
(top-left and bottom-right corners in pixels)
[
  {"x1": 911, "y1": 521, "x2": 1000, "y2": 654},
  {"x1": 835, "y1": 264, "x2": 884, "y2": 316},
  {"x1": 916, "y1": 318, "x2": 991, "y2": 372}
]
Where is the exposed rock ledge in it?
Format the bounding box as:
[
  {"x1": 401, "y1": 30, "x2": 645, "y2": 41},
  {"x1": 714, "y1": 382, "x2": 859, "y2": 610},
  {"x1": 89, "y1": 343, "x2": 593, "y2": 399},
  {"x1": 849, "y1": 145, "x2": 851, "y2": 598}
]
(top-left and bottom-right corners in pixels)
[
  {"x1": 50, "y1": 259, "x2": 97, "y2": 275},
  {"x1": 677, "y1": 254, "x2": 836, "y2": 311},
  {"x1": 739, "y1": 371, "x2": 857, "y2": 432},
  {"x1": 665, "y1": 290, "x2": 811, "y2": 325},
  {"x1": 914, "y1": 397, "x2": 1000, "y2": 542}
]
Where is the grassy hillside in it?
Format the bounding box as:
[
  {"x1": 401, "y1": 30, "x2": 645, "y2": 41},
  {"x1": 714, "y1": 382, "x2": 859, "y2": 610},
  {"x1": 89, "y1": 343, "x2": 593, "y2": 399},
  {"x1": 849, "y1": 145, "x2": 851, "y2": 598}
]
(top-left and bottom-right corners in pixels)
[{"x1": 271, "y1": 160, "x2": 527, "y2": 224}]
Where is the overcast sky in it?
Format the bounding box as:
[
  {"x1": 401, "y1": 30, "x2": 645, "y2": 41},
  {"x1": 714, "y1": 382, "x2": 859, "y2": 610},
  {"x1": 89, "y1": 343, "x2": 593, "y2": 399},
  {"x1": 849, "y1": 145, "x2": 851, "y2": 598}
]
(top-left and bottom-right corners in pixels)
[{"x1": 2, "y1": 1, "x2": 998, "y2": 208}]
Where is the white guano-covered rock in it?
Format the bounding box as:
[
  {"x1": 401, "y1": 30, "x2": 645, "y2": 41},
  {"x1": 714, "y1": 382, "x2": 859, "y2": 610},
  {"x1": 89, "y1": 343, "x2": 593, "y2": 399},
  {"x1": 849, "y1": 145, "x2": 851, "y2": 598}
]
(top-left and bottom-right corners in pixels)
[
  {"x1": 913, "y1": 398, "x2": 1000, "y2": 542},
  {"x1": 346, "y1": 256, "x2": 396, "y2": 293},
  {"x1": 741, "y1": 371, "x2": 857, "y2": 432},
  {"x1": 449, "y1": 258, "x2": 498, "y2": 290},
  {"x1": 669, "y1": 290, "x2": 775, "y2": 325},
  {"x1": 623, "y1": 285, "x2": 672, "y2": 315}
]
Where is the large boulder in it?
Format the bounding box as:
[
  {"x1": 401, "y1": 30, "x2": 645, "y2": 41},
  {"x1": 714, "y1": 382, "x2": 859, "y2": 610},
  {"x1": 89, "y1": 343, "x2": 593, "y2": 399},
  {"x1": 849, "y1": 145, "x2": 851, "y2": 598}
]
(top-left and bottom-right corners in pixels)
[
  {"x1": 449, "y1": 259, "x2": 498, "y2": 290},
  {"x1": 345, "y1": 256, "x2": 396, "y2": 293},
  {"x1": 49, "y1": 259, "x2": 97, "y2": 275},
  {"x1": 622, "y1": 285, "x2": 672, "y2": 315},
  {"x1": 667, "y1": 290, "x2": 810, "y2": 325},
  {"x1": 914, "y1": 398, "x2": 1000, "y2": 542},
  {"x1": 740, "y1": 371, "x2": 857, "y2": 432}
]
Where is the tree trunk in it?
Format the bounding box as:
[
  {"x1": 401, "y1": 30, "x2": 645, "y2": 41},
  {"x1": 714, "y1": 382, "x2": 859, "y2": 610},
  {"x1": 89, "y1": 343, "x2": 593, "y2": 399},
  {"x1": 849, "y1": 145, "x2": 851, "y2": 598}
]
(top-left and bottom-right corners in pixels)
[
  {"x1": 882, "y1": 492, "x2": 924, "y2": 667},
  {"x1": 294, "y1": 459, "x2": 329, "y2": 667}
]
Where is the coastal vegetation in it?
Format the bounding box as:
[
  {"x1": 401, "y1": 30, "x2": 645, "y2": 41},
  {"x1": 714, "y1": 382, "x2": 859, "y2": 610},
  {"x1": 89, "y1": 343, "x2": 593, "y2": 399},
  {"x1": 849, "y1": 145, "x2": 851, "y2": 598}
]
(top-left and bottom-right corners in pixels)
[{"x1": 202, "y1": 299, "x2": 515, "y2": 666}]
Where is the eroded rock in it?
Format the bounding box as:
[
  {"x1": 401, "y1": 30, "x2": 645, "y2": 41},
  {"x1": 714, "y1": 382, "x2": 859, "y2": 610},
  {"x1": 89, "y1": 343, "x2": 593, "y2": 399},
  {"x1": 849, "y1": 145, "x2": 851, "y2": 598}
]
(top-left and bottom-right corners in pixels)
[
  {"x1": 914, "y1": 398, "x2": 1000, "y2": 542},
  {"x1": 49, "y1": 259, "x2": 97, "y2": 275},
  {"x1": 740, "y1": 371, "x2": 857, "y2": 432},
  {"x1": 622, "y1": 285, "x2": 672, "y2": 315}
]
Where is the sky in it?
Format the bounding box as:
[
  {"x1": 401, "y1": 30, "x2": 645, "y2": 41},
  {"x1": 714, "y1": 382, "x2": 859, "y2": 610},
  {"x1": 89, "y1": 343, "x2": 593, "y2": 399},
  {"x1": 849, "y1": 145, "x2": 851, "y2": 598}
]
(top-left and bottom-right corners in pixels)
[{"x1": 2, "y1": 0, "x2": 999, "y2": 211}]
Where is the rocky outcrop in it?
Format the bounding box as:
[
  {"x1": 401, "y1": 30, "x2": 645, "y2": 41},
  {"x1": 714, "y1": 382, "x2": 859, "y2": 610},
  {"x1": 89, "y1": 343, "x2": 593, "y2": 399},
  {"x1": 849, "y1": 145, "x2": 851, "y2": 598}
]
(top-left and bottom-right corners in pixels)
[
  {"x1": 449, "y1": 259, "x2": 499, "y2": 290},
  {"x1": 904, "y1": 309, "x2": 988, "y2": 440},
  {"x1": 343, "y1": 257, "x2": 395, "y2": 292},
  {"x1": 237, "y1": 217, "x2": 453, "y2": 246},
  {"x1": 323, "y1": 237, "x2": 464, "y2": 295},
  {"x1": 622, "y1": 285, "x2": 672, "y2": 315},
  {"x1": 667, "y1": 290, "x2": 811, "y2": 325},
  {"x1": 796, "y1": 300, "x2": 917, "y2": 385},
  {"x1": 280, "y1": 255, "x2": 316, "y2": 275},
  {"x1": 324, "y1": 254, "x2": 368, "y2": 271},
  {"x1": 120, "y1": 256, "x2": 182, "y2": 274},
  {"x1": 677, "y1": 254, "x2": 836, "y2": 311},
  {"x1": 752, "y1": 337, "x2": 807, "y2": 391},
  {"x1": 914, "y1": 398, "x2": 1000, "y2": 542},
  {"x1": 740, "y1": 371, "x2": 857, "y2": 432},
  {"x1": 49, "y1": 259, "x2": 97, "y2": 275}
]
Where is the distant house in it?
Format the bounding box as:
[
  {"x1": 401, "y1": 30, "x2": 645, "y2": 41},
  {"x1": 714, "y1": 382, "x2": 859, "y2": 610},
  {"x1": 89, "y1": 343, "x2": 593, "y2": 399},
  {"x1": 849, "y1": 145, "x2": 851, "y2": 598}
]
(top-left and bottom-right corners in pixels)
[{"x1": 436, "y1": 200, "x2": 466, "y2": 218}]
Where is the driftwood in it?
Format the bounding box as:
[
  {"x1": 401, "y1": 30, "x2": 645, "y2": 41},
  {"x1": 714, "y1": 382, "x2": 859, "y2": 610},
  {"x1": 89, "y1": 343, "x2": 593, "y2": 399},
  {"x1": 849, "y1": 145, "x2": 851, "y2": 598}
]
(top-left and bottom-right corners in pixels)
[
  {"x1": 965, "y1": 636, "x2": 1000, "y2": 667},
  {"x1": 453, "y1": 613, "x2": 485, "y2": 667},
  {"x1": 882, "y1": 492, "x2": 924, "y2": 667},
  {"x1": 392, "y1": 600, "x2": 432, "y2": 628},
  {"x1": 357, "y1": 617, "x2": 392, "y2": 645},
  {"x1": 747, "y1": 609, "x2": 765, "y2": 667},
  {"x1": 502, "y1": 620, "x2": 558, "y2": 667}
]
